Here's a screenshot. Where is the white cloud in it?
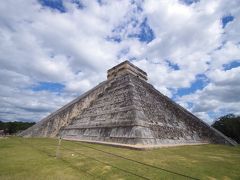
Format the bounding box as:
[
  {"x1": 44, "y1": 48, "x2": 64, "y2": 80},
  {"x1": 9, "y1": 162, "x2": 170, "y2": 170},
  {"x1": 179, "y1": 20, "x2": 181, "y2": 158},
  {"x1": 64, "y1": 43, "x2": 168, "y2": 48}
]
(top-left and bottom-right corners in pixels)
[
  {"x1": 209, "y1": 42, "x2": 240, "y2": 68},
  {"x1": 0, "y1": 0, "x2": 239, "y2": 122},
  {"x1": 178, "y1": 67, "x2": 240, "y2": 123}
]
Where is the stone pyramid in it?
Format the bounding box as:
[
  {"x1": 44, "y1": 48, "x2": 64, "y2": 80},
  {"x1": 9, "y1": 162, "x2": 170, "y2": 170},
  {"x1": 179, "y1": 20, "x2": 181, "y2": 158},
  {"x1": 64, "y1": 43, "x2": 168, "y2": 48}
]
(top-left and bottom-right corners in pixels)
[{"x1": 20, "y1": 61, "x2": 235, "y2": 147}]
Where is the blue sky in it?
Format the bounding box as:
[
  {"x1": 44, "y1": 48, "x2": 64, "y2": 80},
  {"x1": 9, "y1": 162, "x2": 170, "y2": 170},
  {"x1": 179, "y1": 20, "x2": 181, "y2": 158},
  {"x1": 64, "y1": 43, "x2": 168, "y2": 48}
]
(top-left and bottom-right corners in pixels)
[
  {"x1": 39, "y1": 0, "x2": 66, "y2": 12},
  {"x1": 32, "y1": 82, "x2": 65, "y2": 92},
  {"x1": 0, "y1": 0, "x2": 240, "y2": 124},
  {"x1": 222, "y1": 15, "x2": 234, "y2": 28}
]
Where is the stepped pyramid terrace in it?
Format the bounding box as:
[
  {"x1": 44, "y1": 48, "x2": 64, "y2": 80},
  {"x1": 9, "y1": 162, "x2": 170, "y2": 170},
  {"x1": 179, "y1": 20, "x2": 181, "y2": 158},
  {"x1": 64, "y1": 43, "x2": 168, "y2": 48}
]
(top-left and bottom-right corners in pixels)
[{"x1": 20, "y1": 61, "x2": 236, "y2": 148}]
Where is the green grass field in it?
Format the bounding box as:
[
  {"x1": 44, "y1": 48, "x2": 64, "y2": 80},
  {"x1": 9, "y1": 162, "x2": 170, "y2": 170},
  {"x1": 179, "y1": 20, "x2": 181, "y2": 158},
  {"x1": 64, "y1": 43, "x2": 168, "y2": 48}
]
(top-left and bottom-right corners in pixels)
[{"x1": 0, "y1": 137, "x2": 240, "y2": 180}]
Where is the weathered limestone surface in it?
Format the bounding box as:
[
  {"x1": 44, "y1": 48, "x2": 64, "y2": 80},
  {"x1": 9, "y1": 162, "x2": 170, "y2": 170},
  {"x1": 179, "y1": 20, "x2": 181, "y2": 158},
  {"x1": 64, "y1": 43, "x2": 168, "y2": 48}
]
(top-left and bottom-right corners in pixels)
[
  {"x1": 61, "y1": 73, "x2": 234, "y2": 145},
  {"x1": 20, "y1": 60, "x2": 236, "y2": 146},
  {"x1": 19, "y1": 81, "x2": 108, "y2": 137}
]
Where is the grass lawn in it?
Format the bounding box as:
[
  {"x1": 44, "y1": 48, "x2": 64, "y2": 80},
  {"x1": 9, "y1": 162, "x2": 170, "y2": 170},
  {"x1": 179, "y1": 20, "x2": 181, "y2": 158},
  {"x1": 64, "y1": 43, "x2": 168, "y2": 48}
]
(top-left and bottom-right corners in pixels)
[{"x1": 0, "y1": 137, "x2": 240, "y2": 180}]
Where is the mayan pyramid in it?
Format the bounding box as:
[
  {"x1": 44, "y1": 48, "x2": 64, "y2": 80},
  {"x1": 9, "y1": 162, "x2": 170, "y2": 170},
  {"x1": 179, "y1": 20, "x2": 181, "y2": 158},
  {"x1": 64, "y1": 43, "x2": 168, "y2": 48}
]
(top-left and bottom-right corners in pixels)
[{"x1": 20, "y1": 61, "x2": 235, "y2": 147}]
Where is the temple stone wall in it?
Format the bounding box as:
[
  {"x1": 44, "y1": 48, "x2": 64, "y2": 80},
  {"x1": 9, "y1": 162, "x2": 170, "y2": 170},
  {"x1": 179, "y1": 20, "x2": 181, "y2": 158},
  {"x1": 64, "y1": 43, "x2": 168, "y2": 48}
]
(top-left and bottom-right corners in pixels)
[
  {"x1": 19, "y1": 81, "x2": 108, "y2": 137},
  {"x1": 130, "y1": 74, "x2": 232, "y2": 145},
  {"x1": 60, "y1": 74, "x2": 140, "y2": 144},
  {"x1": 20, "y1": 60, "x2": 236, "y2": 146},
  {"x1": 61, "y1": 73, "x2": 235, "y2": 145}
]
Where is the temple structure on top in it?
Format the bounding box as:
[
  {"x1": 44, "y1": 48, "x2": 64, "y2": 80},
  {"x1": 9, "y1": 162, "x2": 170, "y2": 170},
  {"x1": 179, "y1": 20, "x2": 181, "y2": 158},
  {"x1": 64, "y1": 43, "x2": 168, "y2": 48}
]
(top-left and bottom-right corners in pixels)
[
  {"x1": 20, "y1": 60, "x2": 236, "y2": 148},
  {"x1": 107, "y1": 60, "x2": 148, "y2": 81}
]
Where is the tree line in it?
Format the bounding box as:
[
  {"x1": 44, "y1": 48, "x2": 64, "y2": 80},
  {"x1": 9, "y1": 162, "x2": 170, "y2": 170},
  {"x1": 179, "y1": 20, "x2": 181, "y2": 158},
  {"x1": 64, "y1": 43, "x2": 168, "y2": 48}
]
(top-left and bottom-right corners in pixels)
[
  {"x1": 212, "y1": 114, "x2": 240, "y2": 143},
  {"x1": 0, "y1": 121, "x2": 35, "y2": 135}
]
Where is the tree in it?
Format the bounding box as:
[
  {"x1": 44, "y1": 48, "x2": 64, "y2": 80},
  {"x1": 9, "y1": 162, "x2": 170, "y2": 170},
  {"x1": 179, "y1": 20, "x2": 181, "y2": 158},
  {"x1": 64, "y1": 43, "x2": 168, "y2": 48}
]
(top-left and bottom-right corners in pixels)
[{"x1": 212, "y1": 114, "x2": 240, "y2": 143}]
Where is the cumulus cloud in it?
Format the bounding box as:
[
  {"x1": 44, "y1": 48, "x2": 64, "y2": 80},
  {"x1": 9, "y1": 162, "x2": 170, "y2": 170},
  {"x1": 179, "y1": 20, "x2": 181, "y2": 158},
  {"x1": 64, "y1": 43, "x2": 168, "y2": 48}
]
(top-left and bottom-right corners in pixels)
[
  {"x1": 0, "y1": 0, "x2": 239, "y2": 123},
  {"x1": 178, "y1": 67, "x2": 240, "y2": 123}
]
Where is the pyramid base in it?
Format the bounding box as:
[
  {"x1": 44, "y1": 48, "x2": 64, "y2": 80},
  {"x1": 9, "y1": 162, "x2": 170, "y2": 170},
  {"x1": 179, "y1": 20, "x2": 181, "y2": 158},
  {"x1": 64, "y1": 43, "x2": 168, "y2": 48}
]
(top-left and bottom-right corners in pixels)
[{"x1": 63, "y1": 137, "x2": 209, "y2": 150}]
